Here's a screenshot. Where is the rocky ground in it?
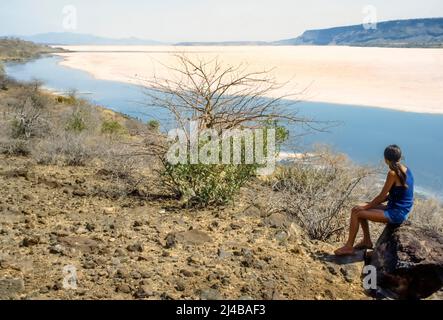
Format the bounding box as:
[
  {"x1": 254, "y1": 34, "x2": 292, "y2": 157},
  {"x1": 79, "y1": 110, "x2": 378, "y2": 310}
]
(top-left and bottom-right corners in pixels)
[{"x1": 0, "y1": 155, "x2": 369, "y2": 300}]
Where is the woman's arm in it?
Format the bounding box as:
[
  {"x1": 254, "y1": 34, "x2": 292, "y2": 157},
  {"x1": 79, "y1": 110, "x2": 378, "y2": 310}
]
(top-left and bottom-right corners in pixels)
[{"x1": 362, "y1": 171, "x2": 396, "y2": 210}]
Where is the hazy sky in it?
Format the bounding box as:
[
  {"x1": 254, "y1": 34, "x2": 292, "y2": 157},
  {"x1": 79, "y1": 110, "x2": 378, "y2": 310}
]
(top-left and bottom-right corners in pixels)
[{"x1": 1, "y1": 0, "x2": 443, "y2": 42}]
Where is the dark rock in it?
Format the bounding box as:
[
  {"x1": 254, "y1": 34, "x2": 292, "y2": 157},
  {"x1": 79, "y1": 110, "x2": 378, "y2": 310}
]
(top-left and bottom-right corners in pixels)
[
  {"x1": 164, "y1": 233, "x2": 177, "y2": 249},
  {"x1": 72, "y1": 190, "x2": 87, "y2": 197},
  {"x1": 135, "y1": 285, "x2": 154, "y2": 298},
  {"x1": 133, "y1": 221, "x2": 143, "y2": 228},
  {"x1": 82, "y1": 260, "x2": 96, "y2": 269},
  {"x1": 369, "y1": 223, "x2": 443, "y2": 300},
  {"x1": 116, "y1": 284, "x2": 132, "y2": 294},
  {"x1": 175, "y1": 281, "x2": 186, "y2": 292},
  {"x1": 21, "y1": 236, "x2": 40, "y2": 247},
  {"x1": 115, "y1": 268, "x2": 130, "y2": 279},
  {"x1": 114, "y1": 248, "x2": 126, "y2": 257},
  {"x1": 230, "y1": 223, "x2": 242, "y2": 230},
  {"x1": 85, "y1": 223, "x2": 95, "y2": 232},
  {"x1": 180, "y1": 269, "x2": 193, "y2": 277},
  {"x1": 49, "y1": 244, "x2": 65, "y2": 255},
  {"x1": 127, "y1": 243, "x2": 144, "y2": 253}
]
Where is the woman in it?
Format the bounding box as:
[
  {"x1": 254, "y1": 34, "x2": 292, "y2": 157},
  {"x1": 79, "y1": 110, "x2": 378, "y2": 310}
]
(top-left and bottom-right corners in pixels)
[{"x1": 335, "y1": 145, "x2": 414, "y2": 256}]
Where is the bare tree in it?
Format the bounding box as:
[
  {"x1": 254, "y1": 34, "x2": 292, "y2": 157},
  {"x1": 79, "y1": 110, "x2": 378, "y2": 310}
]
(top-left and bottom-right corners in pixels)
[{"x1": 139, "y1": 54, "x2": 317, "y2": 135}]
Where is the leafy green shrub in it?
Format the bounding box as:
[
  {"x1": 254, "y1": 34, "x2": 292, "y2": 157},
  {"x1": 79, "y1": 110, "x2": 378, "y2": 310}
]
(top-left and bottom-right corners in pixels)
[
  {"x1": 147, "y1": 119, "x2": 160, "y2": 131},
  {"x1": 163, "y1": 162, "x2": 257, "y2": 206},
  {"x1": 101, "y1": 120, "x2": 126, "y2": 136},
  {"x1": 162, "y1": 123, "x2": 286, "y2": 207},
  {"x1": 65, "y1": 109, "x2": 87, "y2": 133}
]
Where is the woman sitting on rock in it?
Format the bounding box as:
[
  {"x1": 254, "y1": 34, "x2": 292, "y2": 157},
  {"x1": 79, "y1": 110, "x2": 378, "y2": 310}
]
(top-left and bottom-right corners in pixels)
[{"x1": 335, "y1": 145, "x2": 414, "y2": 256}]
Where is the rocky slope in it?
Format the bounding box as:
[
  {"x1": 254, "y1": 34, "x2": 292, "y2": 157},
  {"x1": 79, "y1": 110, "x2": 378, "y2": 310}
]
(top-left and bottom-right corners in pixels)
[
  {"x1": 0, "y1": 155, "x2": 368, "y2": 300},
  {"x1": 275, "y1": 18, "x2": 443, "y2": 48}
]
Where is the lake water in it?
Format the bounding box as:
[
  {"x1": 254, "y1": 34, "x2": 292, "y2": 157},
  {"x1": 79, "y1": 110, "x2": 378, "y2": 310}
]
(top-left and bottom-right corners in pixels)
[{"x1": 5, "y1": 55, "x2": 443, "y2": 200}]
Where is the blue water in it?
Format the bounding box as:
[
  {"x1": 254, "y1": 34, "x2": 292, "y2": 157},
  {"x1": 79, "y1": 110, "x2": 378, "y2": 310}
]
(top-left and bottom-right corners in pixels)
[{"x1": 5, "y1": 55, "x2": 443, "y2": 200}]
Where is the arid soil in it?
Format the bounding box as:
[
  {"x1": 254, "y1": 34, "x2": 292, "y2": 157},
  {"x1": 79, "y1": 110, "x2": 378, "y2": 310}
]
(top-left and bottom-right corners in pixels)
[{"x1": 0, "y1": 155, "x2": 368, "y2": 300}]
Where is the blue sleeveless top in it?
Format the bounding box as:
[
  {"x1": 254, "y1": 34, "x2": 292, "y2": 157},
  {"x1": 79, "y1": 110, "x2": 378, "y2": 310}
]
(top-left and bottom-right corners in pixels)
[{"x1": 387, "y1": 167, "x2": 414, "y2": 213}]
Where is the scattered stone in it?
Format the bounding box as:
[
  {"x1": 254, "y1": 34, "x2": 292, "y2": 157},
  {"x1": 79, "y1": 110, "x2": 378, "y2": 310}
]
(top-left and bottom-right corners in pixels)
[
  {"x1": 103, "y1": 207, "x2": 116, "y2": 214},
  {"x1": 21, "y1": 236, "x2": 40, "y2": 247},
  {"x1": 72, "y1": 190, "x2": 87, "y2": 197},
  {"x1": 175, "y1": 281, "x2": 186, "y2": 292},
  {"x1": 135, "y1": 285, "x2": 154, "y2": 298},
  {"x1": 230, "y1": 223, "x2": 242, "y2": 230},
  {"x1": 133, "y1": 221, "x2": 143, "y2": 228},
  {"x1": 85, "y1": 223, "x2": 95, "y2": 232},
  {"x1": 116, "y1": 284, "x2": 131, "y2": 294},
  {"x1": 82, "y1": 260, "x2": 96, "y2": 269},
  {"x1": 127, "y1": 243, "x2": 144, "y2": 253},
  {"x1": 164, "y1": 234, "x2": 176, "y2": 249},
  {"x1": 180, "y1": 269, "x2": 193, "y2": 277},
  {"x1": 49, "y1": 244, "x2": 65, "y2": 255},
  {"x1": 114, "y1": 248, "x2": 126, "y2": 257}
]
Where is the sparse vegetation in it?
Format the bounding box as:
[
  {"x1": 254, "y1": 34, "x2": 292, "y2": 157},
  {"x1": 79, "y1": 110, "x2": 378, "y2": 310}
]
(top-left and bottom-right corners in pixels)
[
  {"x1": 269, "y1": 147, "x2": 375, "y2": 241},
  {"x1": 147, "y1": 119, "x2": 160, "y2": 131},
  {"x1": 101, "y1": 119, "x2": 126, "y2": 136}
]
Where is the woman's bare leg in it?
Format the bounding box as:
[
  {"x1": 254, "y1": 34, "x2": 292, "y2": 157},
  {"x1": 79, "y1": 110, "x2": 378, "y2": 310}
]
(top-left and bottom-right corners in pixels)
[
  {"x1": 359, "y1": 219, "x2": 372, "y2": 245},
  {"x1": 335, "y1": 209, "x2": 389, "y2": 256},
  {"x1": 357, "y1": 204, "x2": 387, "y2": 248}
]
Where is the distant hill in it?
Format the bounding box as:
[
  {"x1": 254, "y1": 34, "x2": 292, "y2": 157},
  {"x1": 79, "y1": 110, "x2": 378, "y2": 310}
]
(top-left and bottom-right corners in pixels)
[
  {"x1": 0, "y1": 37, "x2": 64, "y2": 62},
  {"x1": 18, "y1": 32, "x2": 164, "y2": 46},
  {"x1": 274, "y1": 18, "x2": 443, "y2": 48}
]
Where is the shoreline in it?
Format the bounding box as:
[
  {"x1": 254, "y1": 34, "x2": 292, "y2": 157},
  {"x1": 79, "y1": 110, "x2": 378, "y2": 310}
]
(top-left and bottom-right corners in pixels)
[{"x1": 52, "y1": 45, "x2": 443, "y2": 115}]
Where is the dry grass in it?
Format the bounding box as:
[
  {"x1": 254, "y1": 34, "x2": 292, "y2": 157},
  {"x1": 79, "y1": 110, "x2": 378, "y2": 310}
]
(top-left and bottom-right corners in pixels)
[{"x1": 267, "y1": 147, "x2": 377, "y2": 241}]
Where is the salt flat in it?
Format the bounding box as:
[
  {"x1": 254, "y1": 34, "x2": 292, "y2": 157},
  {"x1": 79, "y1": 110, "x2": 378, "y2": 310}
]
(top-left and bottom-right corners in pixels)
[{"x1": 54, "y1": 45, "x2": 443, "y2": 114}]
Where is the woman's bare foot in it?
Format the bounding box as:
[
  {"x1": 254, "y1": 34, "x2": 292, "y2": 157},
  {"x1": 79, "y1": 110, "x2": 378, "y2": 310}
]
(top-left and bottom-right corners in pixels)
[
  {"x1": 334, "y1": 246, "x2": 356, "y2": 256},
  {"x1": 354, "y1": 241, "x2": 374, "y2": 250}
]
